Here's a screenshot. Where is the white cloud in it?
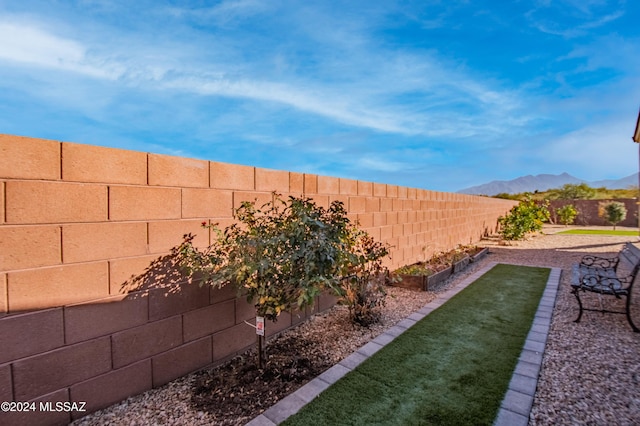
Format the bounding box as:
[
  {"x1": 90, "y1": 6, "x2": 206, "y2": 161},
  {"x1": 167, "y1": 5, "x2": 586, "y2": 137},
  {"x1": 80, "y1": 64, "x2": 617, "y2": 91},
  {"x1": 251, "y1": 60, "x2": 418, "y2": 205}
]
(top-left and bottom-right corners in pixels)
[
  {"x1": 0, "y1": 5, "x2": 535, "y2": 148},
  {"x1": 540, "y1": 117, "x2": 638, "y2": 180},
  {"x1": 0, "y1": 22, "x2": 81, "y2": 64},
  {"x1": 560, "y1": 35, "x2": 640, "y2": 75},
  {"x1": 527, "y1": 1, "x2": 625, "y2": 38},
  {"x1": 0, "y1": 21, "x2": 124, "y2": 79},
  {"x1": 356, "y1": 156, "x2": 413, "y2": 173},
  {"x1": 165, "y1": 0, "x2": 269, "y2": 26},
  {"x1": 161, "y1": 75, "x2": 411, "y2": 134}
]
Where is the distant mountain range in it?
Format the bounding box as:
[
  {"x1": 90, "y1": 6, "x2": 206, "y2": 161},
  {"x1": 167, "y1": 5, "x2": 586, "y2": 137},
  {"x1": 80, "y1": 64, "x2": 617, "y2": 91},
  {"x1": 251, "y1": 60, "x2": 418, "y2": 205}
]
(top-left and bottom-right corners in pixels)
[{"x1": 457, "y1": 172, "x2": 640, "y2": 196}]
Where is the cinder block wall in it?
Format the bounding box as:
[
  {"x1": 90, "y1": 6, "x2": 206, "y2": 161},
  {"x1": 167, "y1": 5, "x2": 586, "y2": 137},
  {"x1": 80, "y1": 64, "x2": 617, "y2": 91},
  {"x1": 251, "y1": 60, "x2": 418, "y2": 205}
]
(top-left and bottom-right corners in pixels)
[
  {"x1": 549, "y1": 199, "x2": 638, "y2": 227},
  {"x1": 0, "y1": 134, "x2": 517, "y2": 425}
]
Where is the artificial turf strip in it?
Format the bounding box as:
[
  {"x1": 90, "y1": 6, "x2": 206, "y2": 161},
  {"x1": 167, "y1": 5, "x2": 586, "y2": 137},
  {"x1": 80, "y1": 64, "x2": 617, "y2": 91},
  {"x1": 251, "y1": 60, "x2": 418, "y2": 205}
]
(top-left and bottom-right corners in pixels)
[
  {"x1": 282, "y1": 264, "x2": 551, "y2": 426},
  {"x1": 556, "y1": 229, "x2": 638, "y2": 236}
]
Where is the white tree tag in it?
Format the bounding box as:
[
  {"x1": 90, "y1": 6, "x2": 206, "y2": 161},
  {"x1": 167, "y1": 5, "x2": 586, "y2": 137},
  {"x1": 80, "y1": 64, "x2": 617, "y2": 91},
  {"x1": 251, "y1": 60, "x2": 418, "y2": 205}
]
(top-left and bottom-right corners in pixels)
[{"x1": 256, "y1": 316, "x2": 265, "y2": 336}]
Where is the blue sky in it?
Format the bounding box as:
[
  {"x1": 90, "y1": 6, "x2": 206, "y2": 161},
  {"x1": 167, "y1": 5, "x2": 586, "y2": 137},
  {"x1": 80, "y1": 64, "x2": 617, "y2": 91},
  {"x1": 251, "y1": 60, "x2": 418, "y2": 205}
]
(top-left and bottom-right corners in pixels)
[{"x1": 1, "y1": 1, "x2": 639, "y2": 192}]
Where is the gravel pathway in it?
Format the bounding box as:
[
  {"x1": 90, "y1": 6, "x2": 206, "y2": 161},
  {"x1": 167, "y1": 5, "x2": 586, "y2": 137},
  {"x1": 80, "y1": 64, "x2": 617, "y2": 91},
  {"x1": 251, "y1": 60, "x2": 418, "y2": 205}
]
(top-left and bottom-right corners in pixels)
[
  {"x1": 481, "y1": 226, "x2": 640, "y2": 425},
  {"x1": 74, "y1": 226, "x2": 640, "y2": 425}
]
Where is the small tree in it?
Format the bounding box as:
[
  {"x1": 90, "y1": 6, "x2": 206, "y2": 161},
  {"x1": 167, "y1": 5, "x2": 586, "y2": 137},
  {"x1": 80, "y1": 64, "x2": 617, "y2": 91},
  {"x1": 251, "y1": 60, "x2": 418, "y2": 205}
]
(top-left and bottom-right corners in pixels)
[
  {"x1": 498, "y1": 195, "x2": 550, "y2": 241},
  {"x1": 598, "y1": 201, "x2": 627, "y2": 230},
  {"x1": 177, "y1": 194, "x2": 389, "y2": 368},
  {"x1": 556, "y1": 204, "x2": 578, "y2": 226}
]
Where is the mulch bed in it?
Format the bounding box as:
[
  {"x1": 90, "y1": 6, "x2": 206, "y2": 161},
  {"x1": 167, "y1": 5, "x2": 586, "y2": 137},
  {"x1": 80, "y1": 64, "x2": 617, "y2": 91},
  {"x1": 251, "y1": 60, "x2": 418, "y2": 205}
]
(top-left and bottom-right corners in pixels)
[{"x1": 191, "y1": 334, "x2": 332, "y2": 425}]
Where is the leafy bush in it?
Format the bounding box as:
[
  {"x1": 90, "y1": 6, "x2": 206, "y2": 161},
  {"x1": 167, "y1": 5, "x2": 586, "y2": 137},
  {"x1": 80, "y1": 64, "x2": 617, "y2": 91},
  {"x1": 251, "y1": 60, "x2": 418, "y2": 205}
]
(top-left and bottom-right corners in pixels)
[
  {"x1": 556, "y1": 204, "x2": 578, "y2": 226},
  {"x1": 498, "y1": 196, "x2": 550, "y2": 241},
  {"x1": 493, "y1": 184, "x2": 638, "y2": 203},
  {"x1": 176, "y1": 194, "x2": 390, "y2": 365},
  {"x1": 598, "y1": 201, "x2": 627, "y2": 230},
  {"x1": 178, "y1": 195, "x2": 353, "y2": 319},
  {"x1": 548, "y1": 183, "x2": 596, "y2": 200},
  {"x1": 334, "y1": 228, "x2": 389, "y2": 326}
]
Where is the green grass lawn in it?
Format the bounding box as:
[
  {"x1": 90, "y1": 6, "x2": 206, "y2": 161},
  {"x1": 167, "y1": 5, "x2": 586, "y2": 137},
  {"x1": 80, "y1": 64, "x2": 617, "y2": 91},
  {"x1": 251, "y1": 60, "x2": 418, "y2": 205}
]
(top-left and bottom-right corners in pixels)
[
  {"x1": 282, "y1": 264, "x2": 550, "y2": 426},
  {"x1": 556, "y1": 229, "x2": 638, "y2": 236}
]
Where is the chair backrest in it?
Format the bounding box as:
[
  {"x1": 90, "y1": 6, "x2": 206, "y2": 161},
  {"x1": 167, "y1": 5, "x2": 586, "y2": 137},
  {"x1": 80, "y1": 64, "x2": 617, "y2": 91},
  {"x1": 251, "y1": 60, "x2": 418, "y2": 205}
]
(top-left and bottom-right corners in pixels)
[
  {"x1": 618, "y1": 243, "x2": 640, "y2": 271},
  {"x1": 618, "y1": 243, "x2": 640, "y2": 276}
]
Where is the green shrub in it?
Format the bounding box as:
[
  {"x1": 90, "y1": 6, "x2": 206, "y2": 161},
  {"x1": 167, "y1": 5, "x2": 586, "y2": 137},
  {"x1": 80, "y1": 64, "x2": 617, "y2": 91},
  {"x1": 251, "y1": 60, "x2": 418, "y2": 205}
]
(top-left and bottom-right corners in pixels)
[
  {"x1": 178, "y1": 195, "x2": 351, "y2": 320},
  {"x1": 598, "y1": 201, "x2": 627, "y2": 230},
  {"x1": 498, "y1": 196, "x2": 550, "y2": 241},
  {"x1": 549, "y1": 183, "x2": 596, "y2": 200},
  {"x1": 176, "y1": 194, "x2": 390, "y2": 366},
  {"x1": 556, "y1": 204, "x2": 578, "y2": 226},
  {"x1": 334, "y1": 228, "x2": 389, "y2": 326}
]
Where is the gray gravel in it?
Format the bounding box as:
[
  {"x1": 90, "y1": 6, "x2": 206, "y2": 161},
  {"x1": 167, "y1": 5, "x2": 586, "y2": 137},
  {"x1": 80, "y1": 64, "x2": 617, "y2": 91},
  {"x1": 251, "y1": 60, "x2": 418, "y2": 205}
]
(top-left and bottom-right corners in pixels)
[
  {"x1": 480, "y1": 226, "x2": 640, "y2": 425},
  {"x1": 74, "y1": 225, "x2": 640, "y2": 425}
]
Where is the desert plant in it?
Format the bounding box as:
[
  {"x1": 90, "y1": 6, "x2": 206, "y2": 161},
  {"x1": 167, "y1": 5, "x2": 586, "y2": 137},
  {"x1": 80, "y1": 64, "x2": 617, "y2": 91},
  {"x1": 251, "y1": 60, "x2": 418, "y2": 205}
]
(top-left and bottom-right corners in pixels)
[
  {"x1": 556, "y1": 204, "x2": 578, "y2": 226},
  {"x1": 498, "y1": 196, "x2": 550, "y2": 241},
  {"x1": 549, "y1": 183, "x2": 596, "y2": 200},
  {"x1": 449, "y1": 244, "x2": 471, "y2": 263},
  {"x1": 178, "y1": 194, "x2": 352, "y2": 367},
  {"x1": 333, "y1": 227, "x2": 389, "y2": 326},
  {"x1": 177, "y1": 194, "x2": 389, "y2": 367},
  {"x1": 598, "y1": 201, "x2": 627, "y2": 230}
]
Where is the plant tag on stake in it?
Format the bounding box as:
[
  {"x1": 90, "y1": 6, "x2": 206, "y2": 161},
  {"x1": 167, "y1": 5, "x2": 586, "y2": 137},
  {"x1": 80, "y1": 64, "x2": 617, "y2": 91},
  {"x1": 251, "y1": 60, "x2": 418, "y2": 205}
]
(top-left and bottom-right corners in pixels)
[{"x1": 256, "y1": 316, "x2": 265, "y2": 336}]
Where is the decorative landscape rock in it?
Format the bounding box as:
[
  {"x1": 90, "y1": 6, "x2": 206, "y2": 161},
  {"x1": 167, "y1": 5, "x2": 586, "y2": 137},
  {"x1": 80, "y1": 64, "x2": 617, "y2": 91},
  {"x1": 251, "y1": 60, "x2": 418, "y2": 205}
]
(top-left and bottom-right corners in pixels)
[{"x1": 69, "y1": 231, "x2": 640, "y2": 425}]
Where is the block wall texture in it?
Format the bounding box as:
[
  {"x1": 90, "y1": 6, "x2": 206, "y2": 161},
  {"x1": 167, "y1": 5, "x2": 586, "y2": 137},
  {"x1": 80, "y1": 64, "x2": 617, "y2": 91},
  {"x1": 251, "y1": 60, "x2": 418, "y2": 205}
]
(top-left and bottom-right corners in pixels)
[
  {"x1": 0, "y1": 134, "x2": 517, "y2": 425},
  {"x1": 549, "y1": 199, "x2": 639, "y2": 227}
]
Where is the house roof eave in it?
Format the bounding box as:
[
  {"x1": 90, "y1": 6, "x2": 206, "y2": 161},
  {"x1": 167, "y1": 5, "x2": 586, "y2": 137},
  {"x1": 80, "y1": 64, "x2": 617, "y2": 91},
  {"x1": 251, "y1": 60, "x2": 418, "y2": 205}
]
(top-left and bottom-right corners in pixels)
[{"x1": 634, "y1": 107, "x2": 640, "y2": 143}]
